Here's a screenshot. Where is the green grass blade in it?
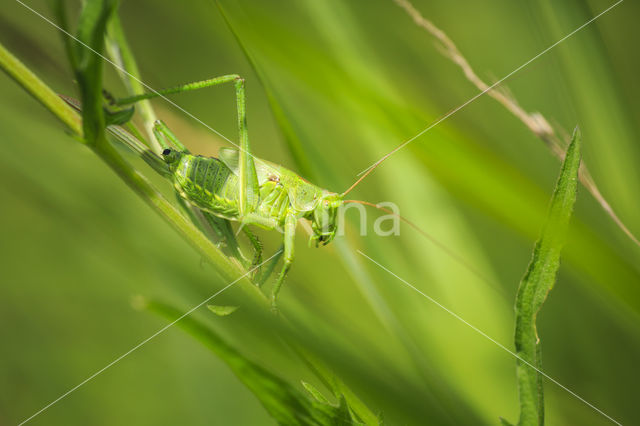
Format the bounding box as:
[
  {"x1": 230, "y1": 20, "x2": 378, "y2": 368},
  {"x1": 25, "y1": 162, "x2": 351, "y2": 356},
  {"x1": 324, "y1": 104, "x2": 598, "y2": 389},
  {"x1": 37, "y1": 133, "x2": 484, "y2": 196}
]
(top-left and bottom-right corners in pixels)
[
  {"x1": 148, "y1": 299, "x2": 362, "y2": 426},
  {"x1": 106, "y1": 14, "x2": 161, "y2": 151},
  {"x1": 67, "y1": 0, "x2": 119, "y2": 146},
  {"x1": 0, "y1": 41, "x2": 82, "y2": 137},
  {"x1": 512, "y1": 127, "x2": 581, "y2": 426}
]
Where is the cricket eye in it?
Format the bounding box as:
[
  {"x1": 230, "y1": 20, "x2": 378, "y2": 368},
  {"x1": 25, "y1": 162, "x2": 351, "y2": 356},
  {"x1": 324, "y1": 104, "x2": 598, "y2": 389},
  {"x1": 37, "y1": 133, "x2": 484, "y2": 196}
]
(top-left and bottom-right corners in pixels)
[{"x1": 162, "y1": 149, "x2": 171, "y2": 156}]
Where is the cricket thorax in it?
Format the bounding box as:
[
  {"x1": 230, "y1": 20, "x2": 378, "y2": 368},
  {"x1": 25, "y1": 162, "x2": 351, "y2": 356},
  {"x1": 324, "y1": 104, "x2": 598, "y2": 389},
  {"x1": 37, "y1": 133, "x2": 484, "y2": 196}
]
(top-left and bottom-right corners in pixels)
[{"x1": 254, "y1": 180, "x2": 291, "y2": 226}]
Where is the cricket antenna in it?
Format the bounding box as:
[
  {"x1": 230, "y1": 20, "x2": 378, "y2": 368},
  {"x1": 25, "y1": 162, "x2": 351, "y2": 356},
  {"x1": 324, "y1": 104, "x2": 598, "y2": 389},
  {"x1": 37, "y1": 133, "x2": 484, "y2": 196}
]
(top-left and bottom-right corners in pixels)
[
  {"x1": 342, "y1": 102, "x2": 466, "y2": 196},
  {"x1": 343, "y1": 200, "x2": 505, "y2": 297},
  {"x1": 342, "y1": 131, "x2": 424, "y2": 196},
  {"x1": 342, "y1": 150, "x2": 396, "y2": 196}
]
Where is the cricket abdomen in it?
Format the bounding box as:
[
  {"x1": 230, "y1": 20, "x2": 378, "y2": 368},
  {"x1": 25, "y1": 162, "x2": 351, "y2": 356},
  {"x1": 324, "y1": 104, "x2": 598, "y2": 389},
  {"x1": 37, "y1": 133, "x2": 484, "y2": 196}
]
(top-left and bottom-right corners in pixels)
[{"x1": 174, "y1": 154, "x2": 240, "y2": 219}]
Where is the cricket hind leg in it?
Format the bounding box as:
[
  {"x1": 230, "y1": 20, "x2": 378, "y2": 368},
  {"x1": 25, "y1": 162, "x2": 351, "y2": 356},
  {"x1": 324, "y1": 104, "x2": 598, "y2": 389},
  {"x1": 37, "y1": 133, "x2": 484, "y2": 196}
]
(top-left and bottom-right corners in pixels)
[
  {"x1": 174, "y1": 194, "x2": 244, "y2": 262},
  {"x1": 242, "y1": 227, "x2": 263, "y2": 281},
  {"x1": 114, "y1": 76, "x2": 239, "y2": 155},
  {"x1": 195, "y1": 213, "x2": 266, "y2": 284},
  {"x1": 114, "y1": 75, "x2": 242, "y2": 107},
  {"x1": 201, "y1": 212, "x2": 244, "y2": 260}
]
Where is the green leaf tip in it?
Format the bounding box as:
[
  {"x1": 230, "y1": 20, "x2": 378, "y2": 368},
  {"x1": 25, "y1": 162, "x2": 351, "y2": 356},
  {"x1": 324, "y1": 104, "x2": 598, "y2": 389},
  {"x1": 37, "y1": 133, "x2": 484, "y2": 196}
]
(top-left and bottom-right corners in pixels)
[
  {"x1": 511, "y1": 127, "x2": 581, "y2": 426},
  {"x1": 151, "y1": 300, "x2": 370, "y2": 426},
  {"x1": 301, "y1": 381, "x2": 331, "y2": 404},
  {"x1": 207, "y1": 305, "x2": 239, "y2": 316}
]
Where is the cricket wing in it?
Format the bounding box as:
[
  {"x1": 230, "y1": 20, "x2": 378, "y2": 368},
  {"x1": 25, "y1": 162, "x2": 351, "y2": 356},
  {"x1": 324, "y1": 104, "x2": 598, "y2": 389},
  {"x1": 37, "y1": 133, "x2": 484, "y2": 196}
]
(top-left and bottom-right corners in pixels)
[{"x1": 219, "y1": 148, "x2": 278, "y2": 186}]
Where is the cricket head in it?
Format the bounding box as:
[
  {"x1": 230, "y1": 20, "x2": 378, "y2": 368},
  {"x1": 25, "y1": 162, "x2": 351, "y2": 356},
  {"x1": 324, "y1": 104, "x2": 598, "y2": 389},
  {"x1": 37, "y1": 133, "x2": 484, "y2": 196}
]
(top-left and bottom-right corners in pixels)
[
  {"x1": 161, "y1": 148, "x2": 183, "y2": 172},
  {"x1": 309, "y1": 192, "x2": 343, "y2": 247}
]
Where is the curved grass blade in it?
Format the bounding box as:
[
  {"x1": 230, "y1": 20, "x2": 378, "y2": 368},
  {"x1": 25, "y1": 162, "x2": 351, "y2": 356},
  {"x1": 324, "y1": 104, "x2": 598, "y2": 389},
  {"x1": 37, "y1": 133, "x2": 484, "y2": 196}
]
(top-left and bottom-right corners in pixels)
[
  {"x1": 0, "y1": 42, "x2": 82, "y2": 136},
  {"x1": 61, "y1": 0, "x2": 119, "y2": 146},
  {"x1": 106, "y1": 14, "x2": 161, "y2": 151},
  {"x1": 510, "y1": 127, "x2": 581, "y2": 426},
  {"x1": 148, "y1": 299, "x2": 365, "y2": 426}
]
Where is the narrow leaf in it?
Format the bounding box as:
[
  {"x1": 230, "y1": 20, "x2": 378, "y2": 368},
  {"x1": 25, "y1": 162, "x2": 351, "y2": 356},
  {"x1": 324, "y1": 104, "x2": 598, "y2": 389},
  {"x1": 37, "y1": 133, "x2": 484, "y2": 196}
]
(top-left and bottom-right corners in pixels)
[
  {"x1": 106, "y1": 14, "x2": 162, "y2": 151},
  {"x1": 302, "y1": 381, "x2": 331, "y2": 404},
  {"x1": 511, "y1": 127, "x2": 581, "y2": 426},
  {"x1": 62, "y1": 0, "x2": 119, "y2": 145},
  {"x1": 148, "y1": 300, "x2": 363, "y2": 425},
  {"x1": 207, "y1": 304, "x2": 239, "y2": 316},
  {"x1": 0, "y1": 41, "x2": 83, "y2": 137}
]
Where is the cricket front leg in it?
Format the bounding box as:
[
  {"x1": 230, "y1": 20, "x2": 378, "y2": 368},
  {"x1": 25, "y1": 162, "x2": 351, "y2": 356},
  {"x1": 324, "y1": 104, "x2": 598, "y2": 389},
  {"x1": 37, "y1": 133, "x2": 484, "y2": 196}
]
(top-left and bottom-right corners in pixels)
[{"x1": 271, "y1": 214, "x2": 296, "y2": 312}]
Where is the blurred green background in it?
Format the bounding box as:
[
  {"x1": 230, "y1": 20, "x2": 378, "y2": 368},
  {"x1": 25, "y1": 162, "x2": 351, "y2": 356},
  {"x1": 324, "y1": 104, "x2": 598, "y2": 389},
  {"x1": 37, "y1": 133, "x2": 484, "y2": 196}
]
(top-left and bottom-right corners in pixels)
[{"x1": 2, "y1": 0, "x2": 639, "y2": 424}]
